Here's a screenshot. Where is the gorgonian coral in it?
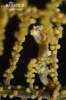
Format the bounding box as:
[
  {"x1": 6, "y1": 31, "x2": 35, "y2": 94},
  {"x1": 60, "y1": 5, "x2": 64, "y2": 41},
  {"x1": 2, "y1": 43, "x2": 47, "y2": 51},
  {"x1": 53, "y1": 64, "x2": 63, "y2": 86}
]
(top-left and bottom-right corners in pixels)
[{"x1": 0, "y1": 0, "x2": 66, "y2": 100}]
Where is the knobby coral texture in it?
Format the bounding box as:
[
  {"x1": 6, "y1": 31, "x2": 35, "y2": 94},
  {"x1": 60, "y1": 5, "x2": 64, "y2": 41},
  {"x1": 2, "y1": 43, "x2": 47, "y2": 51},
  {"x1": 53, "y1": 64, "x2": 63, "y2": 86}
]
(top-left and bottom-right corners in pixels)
[{"x1": 0, "y1": 0, "x2": 66, "y2": 100}]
